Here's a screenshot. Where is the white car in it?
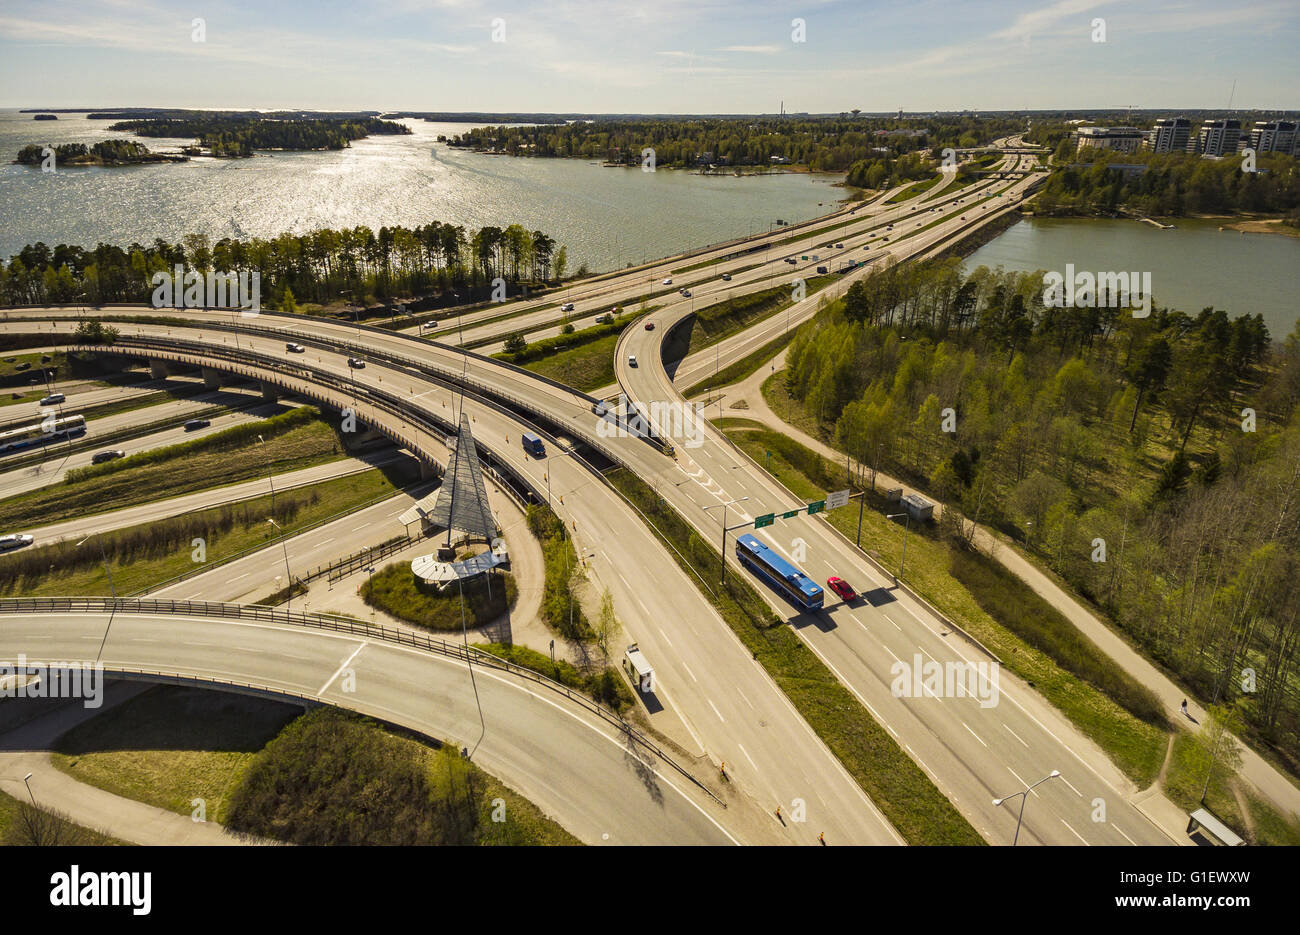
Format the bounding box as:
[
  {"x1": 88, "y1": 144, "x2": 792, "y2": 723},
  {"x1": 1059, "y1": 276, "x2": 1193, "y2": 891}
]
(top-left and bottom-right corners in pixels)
[
  {"x1": 285, "y1": 342, "x2": 305, "y2": 353},
  {"x1": 628, "y1": 355, "x2": 638, "y2": 367},
  {"x1": 0, "y1": 533, "x2": 34, "y2": 552},
  {"x1": 560, "y1": 302, "x2": 575, "y2": 312},
  {"x1": 662, "y1": 278, "x2": 672, "y2": 285},
  {"x1": 680, "y1": 289, "x2": 691, "y2": 298},
  {"x1": 40, "y1": 393, "x2": 65, "y2": 406}
]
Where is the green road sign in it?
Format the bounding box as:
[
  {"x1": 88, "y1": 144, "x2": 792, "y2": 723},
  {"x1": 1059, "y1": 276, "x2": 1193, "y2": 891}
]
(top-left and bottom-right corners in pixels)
[
  {"x1": 781, "y1": 510, "x2": 800, "y2": 519},
  {"x1": 808, "y1": 500, "x2": 826, "y2": 515},
  {"x1": 754, "y1": 513, "x2": 775, "y2": 529}
]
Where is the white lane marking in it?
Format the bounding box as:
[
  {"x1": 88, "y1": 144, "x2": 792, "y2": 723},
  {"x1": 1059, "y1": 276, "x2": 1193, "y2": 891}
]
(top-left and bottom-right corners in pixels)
[
  {"x1": 1060, "y1": 775, "x2": 1083, "y2": 797},
  {"x1": 707, "y1": 698, "x2": 725, "y2": 723},
  {"x1": 681, "y1": 660, "x2": 698, "y2": 683},
  {"x1": 229, "y1": 572, "x2": 249, "y2": 582},
  {"x1": 317, "y1": 642, "x2": 367, "y2": 695},
  {"x1": 739, "y1": 743, "x2": 758, "y2": 771},
  {"x1": 1006, "y1": 766, "x2": 1038, "y2": 796},
  {"x1": 1003, "y1": 723, "x2": 1029, "y2": 748},
  {"x1": 735, "y1": 686, "x2": 754, "y2": 710},
  {"x1": 1061, "y1": 819, "x2": 1089, "y2": 845},
  {"x1": 962, "y1": 722, "x2": 987, "y2": 747},
  {"x1": 1113, "y1": 824, "x2": 1136, "y2": 846},
  {"x1": 657, "y1": 627, "x2": 673, "y2": 648},
  {"x1": 317, "y1": 537, "x2": 335, "y2": 546}
]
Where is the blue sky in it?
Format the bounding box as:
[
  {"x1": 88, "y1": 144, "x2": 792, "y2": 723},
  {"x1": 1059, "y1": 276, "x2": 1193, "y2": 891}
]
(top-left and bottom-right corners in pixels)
[{"x1": 2, "y1": 0, "x2": 1297, "y2": 112}]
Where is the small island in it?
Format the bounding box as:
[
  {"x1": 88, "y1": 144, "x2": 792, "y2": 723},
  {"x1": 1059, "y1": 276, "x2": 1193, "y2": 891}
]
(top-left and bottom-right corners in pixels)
[
  {"x1": 106, "y1": 115, "x2": 412, "y2": 157},
  {"x1": 32, "y1": 114, "x2": 58, "y2": 121},
  {"x1": 13, "y1": 140, "x2": 188, "y2": 167}
]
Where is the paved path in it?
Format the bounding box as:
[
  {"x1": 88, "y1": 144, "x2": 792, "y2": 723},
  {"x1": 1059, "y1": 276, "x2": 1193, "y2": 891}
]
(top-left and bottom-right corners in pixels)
[
  {"x1": 698, "y1": 350, "x2": 1300, "y2": 828},
  {"x1": 0, "y1": 683, "x2": 251, "y2": 845}
]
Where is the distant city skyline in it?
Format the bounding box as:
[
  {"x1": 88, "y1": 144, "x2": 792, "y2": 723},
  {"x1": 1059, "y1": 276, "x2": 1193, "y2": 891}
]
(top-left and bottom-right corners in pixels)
[{"x1": 2, "y1": 0, "x2": 1298, "y2": 112}]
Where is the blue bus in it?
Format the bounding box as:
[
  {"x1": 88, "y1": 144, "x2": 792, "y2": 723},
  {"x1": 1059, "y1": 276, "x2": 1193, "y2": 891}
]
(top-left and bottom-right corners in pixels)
[{"x1": 735, "y1": 533, "x2": 823, "y2": 611}]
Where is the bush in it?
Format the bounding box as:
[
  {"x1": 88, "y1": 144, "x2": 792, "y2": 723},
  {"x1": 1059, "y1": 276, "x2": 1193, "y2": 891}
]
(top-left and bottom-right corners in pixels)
[{"x1": 360, "y1": 561, "x2": 516, "y2": 631}]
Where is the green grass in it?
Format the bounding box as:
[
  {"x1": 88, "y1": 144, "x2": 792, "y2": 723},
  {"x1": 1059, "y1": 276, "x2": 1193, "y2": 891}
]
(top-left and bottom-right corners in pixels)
[
  {"x1": 518, "y1": 331, "x2": 621, "y2": 392},
  {"x1": 888, "y1": 175, "x2": 944, "y2": 203},
  {"x1": 224, "y1": 706, "x2": 579, "y2": 845},
  {"x1": 360, "y1": 560, "x2": 517, "y2": 631},
  {"x1": 0, "y1": 408, "x2": 346, "y2": 530},
  {"x1": 0, "y1": 791, "x2": 127, "y2": 845},
  {"x1": 476, "y1": 642, "x2": 634, "y2": 713},
  {"x1": 721, "y1": 418, "x2": 1170, "y2": 787},
  {"x1": 51, "y1": 685, "x2": 303, "y2": 824},
  {"x1": 526, "y1": 504, "x2": 594, "y2": 640},
  {"x1": 605, "y1": 466, "x2": 983, "y2": 846},
  {"x1": 1162, "y1": 731, "x2": 1300, "y2": 846},
  {"x1": 1, "y1": 466, "x2": 414, "y2": 597}
]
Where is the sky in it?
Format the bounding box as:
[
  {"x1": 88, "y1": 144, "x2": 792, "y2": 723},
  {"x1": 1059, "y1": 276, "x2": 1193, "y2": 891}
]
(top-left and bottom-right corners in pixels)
[{"x1": 1, "y1": 0, "x2": 1297, "y2": 113}]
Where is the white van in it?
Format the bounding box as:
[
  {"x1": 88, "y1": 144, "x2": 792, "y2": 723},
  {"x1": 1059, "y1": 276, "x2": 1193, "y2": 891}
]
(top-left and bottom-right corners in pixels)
[{"x1": 623, "y1": 643, "x2": 654, "y2": 693}]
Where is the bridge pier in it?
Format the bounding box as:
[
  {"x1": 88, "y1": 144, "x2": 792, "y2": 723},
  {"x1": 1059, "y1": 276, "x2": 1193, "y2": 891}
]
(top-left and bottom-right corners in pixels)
[
  {"x1": 259, "y1": 381, "x2": 278, "y2": 402},
  {"x1": 149, "y1": 359, "x2": 168, "y2": 381},
  {"x1": 419, "y1": 460, "x2": 440, "y2": 482},
  {"x1": 202, "y1": 367, "x2": 222, "y2": 390}
]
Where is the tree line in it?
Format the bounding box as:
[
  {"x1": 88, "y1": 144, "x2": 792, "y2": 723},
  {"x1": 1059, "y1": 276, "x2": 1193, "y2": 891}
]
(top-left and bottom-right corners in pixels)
[
  {"x1": 107, "y1": 116, "x2": 411, "y2": 156},
  {"x1": 785, "y1": 258, "x2": 1300, "y2": 770},
  {"x1": 1034, "y1": 148, "x2": 1300, "y2": 220},
  {"x1": 0, "y1": 222, "x2": 566, "y2": 309},
  {"x1": 446, "y1": 116, "x2": 1023, "y2": 171},
  {"x1": 14, "y1": 140, "x2": 180, "y2": 167}
]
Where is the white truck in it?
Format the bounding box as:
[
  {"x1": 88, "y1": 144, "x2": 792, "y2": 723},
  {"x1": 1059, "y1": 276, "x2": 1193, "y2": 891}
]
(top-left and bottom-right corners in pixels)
[{"x1": 622, "y1": 643, "x2": 654, "y2": 694}]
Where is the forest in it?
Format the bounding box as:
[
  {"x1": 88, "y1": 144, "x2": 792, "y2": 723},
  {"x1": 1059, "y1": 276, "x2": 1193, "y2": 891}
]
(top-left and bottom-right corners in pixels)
[
  {"x1": 106, "y1": 116, "x2": 411, "y2": 156},
  {"x1": 13, "y1": 140, "x2": 183, "y2": 167},
  {"x1": 783, "y1": 257, "x2": 1300, "y2": 771},
  {"x1": 0, "y1": 222, "x2": 564, "y2": 309},
  {"x1": 445, "y1": 116, "x2": 1023, "y2": 171},
  {"x1": 1033, "y1": 148, "x2": 1300, "y2": 219}
]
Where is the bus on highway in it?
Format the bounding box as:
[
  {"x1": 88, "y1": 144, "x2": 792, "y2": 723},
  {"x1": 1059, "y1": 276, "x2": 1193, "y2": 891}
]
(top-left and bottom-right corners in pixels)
[
  {"x1": 0, "y1": 414, "x2": 86, "y2": 457},
  {"x1": 735, "y1": 533, "x2": 823, "y2": 611},
  {"x1": 521, "y1": 432, "x2": 545, "y2": 457}
]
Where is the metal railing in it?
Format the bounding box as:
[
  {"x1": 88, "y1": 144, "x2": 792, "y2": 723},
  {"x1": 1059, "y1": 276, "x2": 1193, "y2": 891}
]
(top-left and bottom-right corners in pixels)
[{"x1": 0, "y1": 596, "x2": 722, "y2": 806}]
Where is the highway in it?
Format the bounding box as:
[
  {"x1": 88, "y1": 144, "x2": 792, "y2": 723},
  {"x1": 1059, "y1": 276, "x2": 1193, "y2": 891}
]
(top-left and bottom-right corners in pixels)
[
  {"x1": 0, "y1": 323, "x2": 906, "y2": 845},
  {"x1": 5, "y1": 151, "x2": 1168, "y2": 846},
  {"x1": 0, "y1": 604, "x2": 734, "y2": 846}
]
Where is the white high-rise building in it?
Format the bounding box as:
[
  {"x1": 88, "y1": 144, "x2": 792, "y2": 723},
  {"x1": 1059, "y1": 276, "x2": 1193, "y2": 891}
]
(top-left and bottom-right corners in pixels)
[
  {"x1": 1145, "y1": 117, "x2": 1193, "y2": 153},
  {"x1": 1250, "y1": 120, "x2": 1298, "y2": 156},
  {"x1": 1198, "y1": 119, "x2": 1242, "y2": 156}
]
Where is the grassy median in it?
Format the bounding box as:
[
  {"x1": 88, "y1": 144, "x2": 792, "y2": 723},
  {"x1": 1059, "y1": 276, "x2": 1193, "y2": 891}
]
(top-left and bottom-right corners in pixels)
[{"x1": 605, "y1": 466, "x2": 983, "y2": 845}]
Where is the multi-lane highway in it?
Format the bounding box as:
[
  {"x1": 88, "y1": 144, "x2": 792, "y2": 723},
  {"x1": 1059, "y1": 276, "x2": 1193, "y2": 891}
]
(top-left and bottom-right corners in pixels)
[{"x1": 0, "y1": 150, "x2": 1183, "y2": 846}]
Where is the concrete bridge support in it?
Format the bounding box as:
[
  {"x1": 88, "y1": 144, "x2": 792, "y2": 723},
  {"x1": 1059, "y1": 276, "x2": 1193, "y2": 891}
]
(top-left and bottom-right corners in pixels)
[
  {"x1": 149, "y1": 359, "x2": 168, "y2": 381},
  {"x1": 202, "y1": 367, "x2": 222, "y2": 390},
  {"x1": 259, "y1": 381, "x2": 278, "y2": 403}
]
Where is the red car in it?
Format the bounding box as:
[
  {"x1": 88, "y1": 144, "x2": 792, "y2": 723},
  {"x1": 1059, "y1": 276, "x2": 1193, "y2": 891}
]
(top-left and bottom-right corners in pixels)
[
  {"x1": 644, "y1": 322, "x2": 655, "y2": 331},
  {"x1": 826, "y1": 576, "x2": 857, "y2": 602}
]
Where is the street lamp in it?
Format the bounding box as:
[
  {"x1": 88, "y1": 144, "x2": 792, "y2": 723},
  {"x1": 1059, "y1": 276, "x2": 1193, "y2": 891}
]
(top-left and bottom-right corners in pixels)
[
  {"x1": 704, "y1": 497, "x2": 749, "y2": 587},
  {"x1": 992, "y1": 770, "x2": 1061, "y2": 846},
  {"x1": 266, "y1": 518, "x2": 294, "y2": 613},
  {"x1": 77, "y1": 531, "x2": 118, "y2": 663},
  {"x1": 22, "y1": 772, "x2": 34, "y2": 806},
  {"x1": 256, "y1": 434, "x2": 276, "y2": 516},
  {"x1": 886, "y1": 511, "x2": 912, "y2": 581}
]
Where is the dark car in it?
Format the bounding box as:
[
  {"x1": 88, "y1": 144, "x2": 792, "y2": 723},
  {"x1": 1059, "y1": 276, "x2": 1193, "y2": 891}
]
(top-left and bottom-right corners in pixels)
[
  {"x1": 347, "y1": 357, "x2": 366, "y2": 369},
  {"x1": 91, "y1": 449, "x2": 125, "y2": 464},
  {"x1": 826, "y1": 576, "x2": 858, "y2": 602},
  {"x1": 644, "y1": 322, "x2": 655, "y2": 331},
  {"x1": 183, "y1": 419, "x2": 210, "y2": 431}
]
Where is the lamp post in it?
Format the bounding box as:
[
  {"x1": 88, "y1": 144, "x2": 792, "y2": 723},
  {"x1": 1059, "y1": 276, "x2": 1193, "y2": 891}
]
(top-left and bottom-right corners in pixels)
[
  {"x1": 257, "y1": 434, "x2": 276, "y2": 516},
  {"x1": 22, "y1": 772, "x2": 35, "y2": 806},
  {"x1": 992, "y1": 770, "x2": 1061, "y2": 846},
  {"x1": 77, "y1": 532, "x2": 117, "y2": 663},
  {"x1": 266, "y1": 518, "x2": 294, "y2": 613},
  {"x1": 704, "y1": 497, "x2": 749, "y2": 587},
  {"x1": 886, "y1": 511, "x2": 912, "y2": 580}
]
